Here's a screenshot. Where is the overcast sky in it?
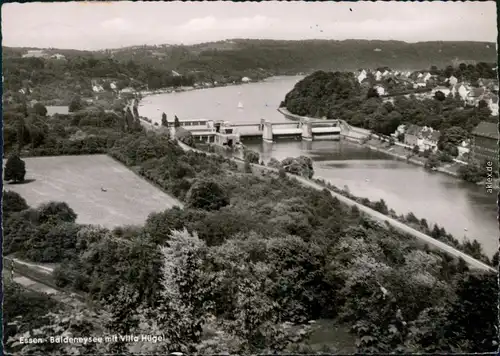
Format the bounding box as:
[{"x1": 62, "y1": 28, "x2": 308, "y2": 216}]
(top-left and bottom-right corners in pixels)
[{"x1": 2, "y1": 1, "x2": 497, "y2": 50}]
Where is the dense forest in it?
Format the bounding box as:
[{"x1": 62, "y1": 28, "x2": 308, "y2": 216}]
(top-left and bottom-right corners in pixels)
[
  {"x1": 93, "y1": 39, "x2": 497, "y2": 73},
  {"x1": 3, "y1": 39, "x2": 496, "y2": 102},
  {"x1": 3, "y1": 99, "x2": 498, "y2": 354}
]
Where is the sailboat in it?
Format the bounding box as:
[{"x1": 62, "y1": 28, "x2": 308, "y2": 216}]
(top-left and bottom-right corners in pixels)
[{"x1": 237, "y1": 101, "x2": 244, "y2": 109}]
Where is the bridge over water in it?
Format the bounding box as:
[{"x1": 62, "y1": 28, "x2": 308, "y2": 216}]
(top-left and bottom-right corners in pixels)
[{"x1": 170, "y1": 117, "x2": 342, "y2": 143}]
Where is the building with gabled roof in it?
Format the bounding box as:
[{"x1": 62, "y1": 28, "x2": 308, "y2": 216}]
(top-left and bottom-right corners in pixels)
[{"x1": 471, "y1": 121, "x2": 498, "y2": 162}]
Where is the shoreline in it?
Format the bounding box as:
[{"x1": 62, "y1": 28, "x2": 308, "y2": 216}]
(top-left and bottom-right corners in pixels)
[
  {"x1": 362, "y1": 142, "x2": 460, "y2": 178},
  {"x1": 277, "y1": 107, "x2": 468, "y2": 180},
  {"x1": 174, "y1": 137, "x2": 494, "y2": 271},
  {"x1": 137, "y1": 77, "x2": 269, "y2": 100}
]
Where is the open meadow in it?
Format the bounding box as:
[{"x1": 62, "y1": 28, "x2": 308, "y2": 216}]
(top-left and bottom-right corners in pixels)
[{"x1": 4, "y1": 155, "x2": 182, "y2": 228}]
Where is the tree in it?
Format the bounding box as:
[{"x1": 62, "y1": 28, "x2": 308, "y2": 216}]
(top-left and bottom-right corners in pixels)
[
  {"x1": 367, "y1": 87, "x2": 380, "y2": 99},
  {"x1": 244, "y1": 160, "x2": 252, "y2": 173},
  {"x1": 443, "y1": 272, "x2": 498, "y2": 352},
  {"x1": 102, "y1": 81, "x2": 112, "y2": 91},
  {"x1": 185, "y1": 179, "x2": 230, "y2": 211},
  {"x1": 4, "y1": 154, "x2": 26, "y2": 182},
  {"x1": 38, "y1": 201, "x2": 78, "y2": 224},
  {"x1": 161, "y1": 112, "x2": 168, "y2": 127},
  {"x1": 174, "y1": 115, "x2": 180, "y2": 128},
  {"x1": 69, "y1": 96, "x2": 83, "y2": 112},
  {"x1": 243, "y1": 149, "x2": 260, "y2": 164},
  {"x1": 434, "y1": 91, "x2": 446, "y2": 101},
  {"x1": 33, "y1": 102, "x2": 47, "y2": 116},
  {"x1": 424, "y1": 154, "x2": 440, "y2": 170},
  {"x1": 280, "y1": 156, "x2": 314, "y2": 179},
  {"x1": 412, "y1": 145, "x2": 420, "y2": 154},
  {"x1": 3, "y1": 190, "x2": 29, "y2": 216}
]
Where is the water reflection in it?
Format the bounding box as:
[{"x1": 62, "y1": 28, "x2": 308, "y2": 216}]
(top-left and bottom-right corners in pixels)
[{"x1": 244, "y1": 139, "x2": 498, "y2": 256}]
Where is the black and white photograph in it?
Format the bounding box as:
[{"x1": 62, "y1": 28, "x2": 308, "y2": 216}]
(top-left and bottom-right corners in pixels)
[{"x1": 1, "y1": 1, "x2": 498, "y2": 354}]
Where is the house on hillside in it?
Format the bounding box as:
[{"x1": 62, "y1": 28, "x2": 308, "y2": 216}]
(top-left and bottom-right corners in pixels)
[
  {"x1": 421, "y1": 129, "x2": 441, "y2": 152},
  {"x1": 422, "y1": 72, "x2": 432, "y2": 82},
  {"x1": 457, "y1": 140, "x2": 470, "y2": 159},
  {"x1": 374, "y1": 85, "x2": 385, "y2": 96},
  {"x1": 50, "y1": 53, "x2": 66, "y2": 60},
  {"x1": 466, "y1": 87, "x2": 486, "y2": 106},
  {"x1": 448, "y1": 75, "x2": 458, "y2": 86},
  {"x1": 120, "y1": 87, "x2": 135, "y2": 94},
  {"x1": 92, "y1": 84, "x2": 104, "y2": 93},
  {"x1": 478, "y1": 78, "x2": 497, "y2": 90},
  {"x1": 357, "y1": 70, "x2": 367, "y2": 84},
  {"x1": 413, "y1": 79, "x2": 427, "y2": 89},
  {"x1": 432, "y1": 86, "x2": 451, "y2": 97},
  {"x1": 451, "y1": 84, "x2": 469, "y2": 101},
  {"x1": 471, "y1": 121, "x2": 498, "y2": 162},
  {"x1": 46, "y1": 106, "x2": 70, "y2": 116},
  {"x1": 482, "y1": 93, "x2": 499, "y2": 116},
  {"x1": 404, "y1": 124, "x2": 422, "y2": 147},
  {"x1": 22, "y1": 50, "x2": 47, "y2": 58},
  {"x1": 391, "y1": 124, "x2": 406, "y2": 140}
]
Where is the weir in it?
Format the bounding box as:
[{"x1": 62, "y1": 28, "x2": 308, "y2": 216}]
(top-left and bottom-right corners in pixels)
[{"x1": 169, "y1": 118, "x2": 342, "y2": 143}]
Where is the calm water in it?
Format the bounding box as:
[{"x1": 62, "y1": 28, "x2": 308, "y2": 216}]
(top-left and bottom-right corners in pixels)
[{"x1": 141, "y1": 77, "x2": 498, "y2": 256}]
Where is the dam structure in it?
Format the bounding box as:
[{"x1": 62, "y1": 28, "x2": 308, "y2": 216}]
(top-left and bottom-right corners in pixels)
[{"x1": 166, "y1": 117, "x2": 342, "y2": 147}]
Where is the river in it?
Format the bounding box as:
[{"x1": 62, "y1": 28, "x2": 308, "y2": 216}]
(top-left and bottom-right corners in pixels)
[{"x1": 140, "y1": 76, "x2": 498, "y2": 257}]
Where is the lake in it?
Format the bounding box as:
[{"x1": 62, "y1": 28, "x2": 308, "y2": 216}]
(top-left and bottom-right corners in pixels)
[{"x1": 140, "y1": 76, "x2": 498, "y2": 256}]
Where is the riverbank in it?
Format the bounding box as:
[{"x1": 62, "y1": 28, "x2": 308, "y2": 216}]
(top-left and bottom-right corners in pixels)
[
  {"x1": 138, "y1": 77, "x2": 269, "y2": 101},
  {"x1": 278, "y1": 107, "x2": 465, "y2": 179},
  {"x1": 362, "y1": 138, "x2": 461, "y2": 178},
  {"x1": 173, "y1": 136, "x2": 494, "y2": 272}
]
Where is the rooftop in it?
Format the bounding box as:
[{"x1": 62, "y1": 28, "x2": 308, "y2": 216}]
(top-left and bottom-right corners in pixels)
[
  {"x1": 405, "y1": 124, "x2": 422, "y2": 136},
  {"x1": 472, "y1": 121, "x2": 498, "y2": 140}
]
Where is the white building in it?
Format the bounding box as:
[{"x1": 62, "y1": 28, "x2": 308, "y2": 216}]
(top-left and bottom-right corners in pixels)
[
  {"x1": 241, "y1": 77, "x2": 251, "y2": 83},
  {"x1": 375, "y1": 85, "x2": 385, "y2": 96},
  {"x1": 413, "y1": 79, "x2": 427, "y2": 88},
  {"x1": 357, "y1": 70, "x2": 367, "y2": 83},
  {"x1": 448, "y1": 75, "x2": 458, "y2": 86},
  {"x1": 120, "y1": 87, "x2": 135, "y2": 94},
  {"x1": 422, "y1": 72, "x2": 432, "y2": 82},
  {"x1": 432, "y1": 86, "x2": 451, "y2": 97},
  {"x1": 22, "y1": 50, "x2": 47, "y2": 58},
  {"x1": 451, "y1": 84, "x2": 469, "y2": 101},
  {"x1": 50, "y1": 53, "x2": 66, "y2": 60},
  {"x1": 92, "y1": 85, "x2": 104, "y2": 93},
  {"x1": 375, "y1": 71, "x2": 382, "y2": 81},
  {"x1": 391, "y1": 124, "x2": 406, "y2": 138},
  {"x1": 483, "y1": 93, "x2": 499, "y2": 116}
]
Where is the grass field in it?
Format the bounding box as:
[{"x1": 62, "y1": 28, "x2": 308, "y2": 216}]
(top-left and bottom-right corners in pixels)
[{"x1": 4, "y1": 155, "x2": 182, "y2": 228}]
